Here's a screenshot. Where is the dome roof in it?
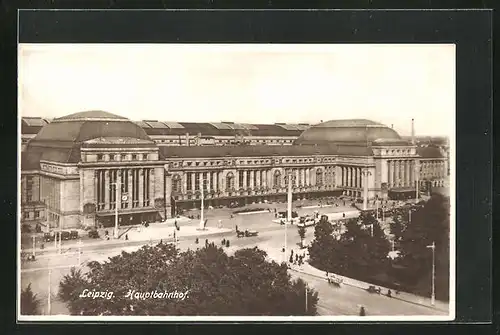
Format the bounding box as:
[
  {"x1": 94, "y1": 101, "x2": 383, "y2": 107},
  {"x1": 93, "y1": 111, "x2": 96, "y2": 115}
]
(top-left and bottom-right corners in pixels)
[
  {"x1": 294, "y1": 119, "x2": 403, "y2": 145},
  {"x1": 24, "y1": 111, "x2": 155, "y2": 166},
  {"x1": 31, "y1": 110, "x2": 151, "y2": 143}
]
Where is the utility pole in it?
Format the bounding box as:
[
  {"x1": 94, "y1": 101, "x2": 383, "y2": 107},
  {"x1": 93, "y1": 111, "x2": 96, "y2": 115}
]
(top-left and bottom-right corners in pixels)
[
  {"x1": 77, "y1": 239, "x2": 82, "y2": 266},
  {"x1": 285, "y1": 171, "x2": 294, "y2": 260},
  {"x1": 361, "y1": 168, "x2": 371, "y2": 211},
  {"x1": 409, "y1": 208, "x2": 412, "y2": 224},
  {"x1": 200, "y1": 179, "x2": 205, "y2": 229},
  {"x1": 305, "y1": 284, "x2": 308, "y2": 314},
  {"x1": 47, "y1": 269, "x2": 51, "y2": 316},
  {"x1": 427, "y1": 241, "x2": 436, "y2": 306},
  {"x1": 32, "y1": 235, "x2": 36, "y2": 257}
]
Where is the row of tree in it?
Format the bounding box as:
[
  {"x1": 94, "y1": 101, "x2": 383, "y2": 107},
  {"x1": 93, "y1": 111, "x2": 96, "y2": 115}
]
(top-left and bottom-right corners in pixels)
[
  {"x1": 49, "y1": 243, "x2": 319, "y2": 316},
  {"x1": 308, "y1": 194, "x2": 450, "y2": 300}
]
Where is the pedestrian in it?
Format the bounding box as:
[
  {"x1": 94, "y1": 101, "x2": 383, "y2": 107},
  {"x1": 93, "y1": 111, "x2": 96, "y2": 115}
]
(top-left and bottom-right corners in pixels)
[
  {"x1": 195, "y1": 237, "x2": 199, "y2": 244},
  {"x1": 289, "y1": 254, "x2": 294, "y2": 263},
  {"x1": 205, "y1": 239, "x2": 208, "y2": 246},
  {"x1": 226, "y1": 240, "x2": 230, "y2": 247},
  {"x1": 125, "y1": 234, "x2": 129, "y2": 241},
  {"x1": 359, "y1": 306, "x2": 366, "y2": 316},
  {"x1": 387, "y1": 289, "x2": 392, "y2": 298},
  {"x1": 291, "y1": 249, "x2": 294, "y2": 257},
  {"x1": 295, "y1": 254, "x2": 299, "y2": 263},
  {"x1": 222, "y1": 238, "x2": 226, "y2": 245}
]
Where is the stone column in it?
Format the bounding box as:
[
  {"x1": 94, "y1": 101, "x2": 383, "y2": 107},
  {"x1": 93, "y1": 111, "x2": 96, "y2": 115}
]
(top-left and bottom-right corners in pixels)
[
  {"x1": 138, "y1": 168, "x2": 144, "y2": 207},
  {"x1": 405, "y1": 161, "x2": 410, "y2": 187},
  {"x1": 359, "y1": 168, "x2": 362, "y2": 188},
  {"x1": 392, "y1": 161, "x2": 397, "y2": 187},
  {"x1": 182, "y1": 172, "x2": 187, "y2": 193},
  {"x1": 127, "y1": 169, "x2": 133, "y2": 208},
  {"x1": 213, "y1": 171, "x2": 218, "y2": 191},
  {"x1": 243, "y1": 170, "x2": 247, "y2": 189},
  {"x1": 117, "y1": 169, "x2": 122, "y2": 209}
]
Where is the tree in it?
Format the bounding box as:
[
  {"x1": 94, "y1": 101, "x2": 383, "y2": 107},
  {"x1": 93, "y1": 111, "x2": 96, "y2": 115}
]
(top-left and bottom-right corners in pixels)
[
  {"x1": 58, "y1": 243, "x2": 319, "y2": 315},
  {"x1": 21, "y1": 283, "x2": 40, "y2": 315},
  {"x1": 395, "y1": 194, "x2": 450, "y2": 299},
  {"x1": 297, "y1": 225, "x2": 306, "y2": 248},
  {"x1": 308, "y1": 217, "x2": 336, "y2": 271}
]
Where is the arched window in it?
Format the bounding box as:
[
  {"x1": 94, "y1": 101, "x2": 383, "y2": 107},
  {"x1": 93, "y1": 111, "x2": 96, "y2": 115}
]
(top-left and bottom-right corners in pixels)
[
  {"x1": 316, "y1": 169, "x2": 323, "y2": 186},
  {"x1": 172, "y1": 175, "x2": 182, "y2": 193},
  {"x1": 226, "y1": 172, "x2": 235, "y2": 191},
  {"x1": 273, "y1": 170, "x2": 281, "y2": 188}
]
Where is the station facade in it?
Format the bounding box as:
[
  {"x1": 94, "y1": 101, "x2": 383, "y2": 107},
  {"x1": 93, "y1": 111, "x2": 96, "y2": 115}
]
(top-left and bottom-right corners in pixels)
[{"x1": 20, "y1": 111, "x2": 448, "y2": 229}]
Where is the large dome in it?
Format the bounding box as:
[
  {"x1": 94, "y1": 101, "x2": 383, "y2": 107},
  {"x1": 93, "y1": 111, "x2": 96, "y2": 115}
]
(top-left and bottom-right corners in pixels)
[
  {"x1": 294, "y1": 119, "x2": 403, "y2": 145},
  {"x1": 24, "y1": 111, "x2": 155, "y2": 165}
]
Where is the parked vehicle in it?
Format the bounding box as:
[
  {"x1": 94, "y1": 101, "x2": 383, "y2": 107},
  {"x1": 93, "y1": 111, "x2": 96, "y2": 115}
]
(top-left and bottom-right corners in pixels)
[
  {"x1": 70, "y1": 230, "x2": 79, "y2": 240},
  {"x1": 297, "y1": 218, "x2": 316, "y2": 228},
  {"x1": 278, "y1": 211, "x2": 298, "y2": 218},
  {"x1": 327, "y1": 274, "x2": 343, "y2": 287},
  {"x1": 236, "y1": 230, "x2": 245, "y2": 238},
  {"x1": 366, "y1": 285, "x2": 382, "y2": 294},
  {"x1": 244, "y1": 230, "x2": 258, "y2": 237},
  {"x1": 60, "y1": 231, "x2": 71, "y2": 240},
  {"x1": 43, "y1": 232, "x2": 55, "y2": 242}
]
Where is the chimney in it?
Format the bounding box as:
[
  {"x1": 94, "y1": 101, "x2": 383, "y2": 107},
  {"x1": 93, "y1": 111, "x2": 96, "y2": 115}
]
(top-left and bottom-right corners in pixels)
[{"x1": 411, "y1": 118, "x2": 415, "y2": 145}]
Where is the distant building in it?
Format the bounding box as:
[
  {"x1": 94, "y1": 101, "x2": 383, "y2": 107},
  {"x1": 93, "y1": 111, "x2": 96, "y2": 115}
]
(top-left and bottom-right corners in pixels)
[{"x1": 20, "y1": 111, "x2": 448, "y2": 230}]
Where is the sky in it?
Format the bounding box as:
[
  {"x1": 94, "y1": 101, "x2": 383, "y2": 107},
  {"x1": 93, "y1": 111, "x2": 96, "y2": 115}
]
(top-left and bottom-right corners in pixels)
[{"x1": 18, "y1": 44, "x2": 455, "y2": 136}]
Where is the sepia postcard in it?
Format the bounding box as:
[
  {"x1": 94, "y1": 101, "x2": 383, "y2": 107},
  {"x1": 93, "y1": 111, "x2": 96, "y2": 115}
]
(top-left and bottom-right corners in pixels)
[{"x1": 18, "y1": 43, "x2": 455, "y2": 322}]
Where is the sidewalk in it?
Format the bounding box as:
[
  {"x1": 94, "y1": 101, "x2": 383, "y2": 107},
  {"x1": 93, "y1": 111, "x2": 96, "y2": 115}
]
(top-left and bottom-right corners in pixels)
[
  {"x1": 290, "y1": 262, "x2": 449, "y2": 313},
  {"x1": 22, "y1": 221, "x2": 232, "y2": 254}
]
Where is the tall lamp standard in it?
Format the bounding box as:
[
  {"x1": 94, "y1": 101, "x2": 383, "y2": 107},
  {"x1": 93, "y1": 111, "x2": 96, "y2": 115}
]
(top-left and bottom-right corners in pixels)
[
  {"x1": 199, "y1": 179, "x2": 208, "y2": 230},
  {"x1": 426, "y1": 241, "x2": 436, "y2": 306},
  {"x1": 361, "y1": 168, "x2": 372, "y2": 211},
  {"x1": 284, "y1": 170, "x2": 295, "y2": 260}
]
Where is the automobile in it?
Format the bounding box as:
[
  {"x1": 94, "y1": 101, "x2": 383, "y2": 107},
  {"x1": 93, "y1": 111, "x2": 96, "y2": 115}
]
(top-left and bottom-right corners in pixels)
[
  {"x1": 297, "y1": 219, "x2": 316, "y2": 228},
  {"x1": 244, "y1": 230, "x2": 258, "y2": 237},
  {"x1": 88, "y1": 229, "x2": 99, "y2": 239},
  {"x1": 278, "y1": 211, "x2": 298, "y2": 218},
  {"x1": 366, "y1": 285, "x2": 382, "y2": 294},
  {"x1": 70, "y1": 230, "x2": 79, "y2": 240},
  {"x1": 60, "y1": 231, "x2": 71, "y2": 240},
  {"x1": 236, "y1": 230, "x2": 245, "y2": 238},
  {"x1": 43, "y1": 232, "x2": 55, "y2": 242}
]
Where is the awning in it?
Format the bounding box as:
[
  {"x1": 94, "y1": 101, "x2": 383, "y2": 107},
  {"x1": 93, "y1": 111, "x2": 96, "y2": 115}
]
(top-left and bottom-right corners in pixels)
[
  {"x1": 96, "y1": 208, "x2": 160, "y2": 217},
  {"x1": 389, "y1": 187, "x2": 415, "y2": 193}
]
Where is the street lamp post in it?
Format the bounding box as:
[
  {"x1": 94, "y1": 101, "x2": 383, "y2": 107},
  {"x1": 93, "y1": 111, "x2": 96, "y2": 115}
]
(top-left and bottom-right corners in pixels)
[
  {"x1": 285, "y1": 171, "x2": 295, "y2": 260},
  {"x1": 426, "y1": 241, "x2": 436, "y2": 306},
  {"x1": 200, "y1": 179, "x2": 207, "y2": 230},
  {"x1": 361, "y1": 168, "x2": 371, "y2": 211},
  {"x1": 305, "y1": 283, "x2": 308, "y2": 314}
]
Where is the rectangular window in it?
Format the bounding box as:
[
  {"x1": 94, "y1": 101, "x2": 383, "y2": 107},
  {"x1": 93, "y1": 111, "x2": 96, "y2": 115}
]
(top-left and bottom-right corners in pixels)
[
  {"x1": 23, "y1": 212, "x2": 29, "y2": 219},
  {"x1": 195, "y1": 173, "x2": 200, "y2": 191},
  {"x1": 239, "y1": 171, "x2": 244, "y2": 188},
  {"x1": 35, "y1": 211, "x2": 40, "y2": 218},
  {"x1": 186, "y1": 172, "x2": 192, "y2": 191}
]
